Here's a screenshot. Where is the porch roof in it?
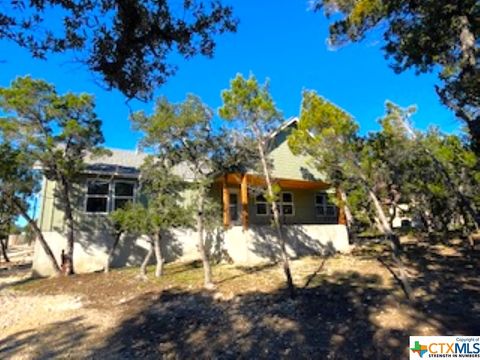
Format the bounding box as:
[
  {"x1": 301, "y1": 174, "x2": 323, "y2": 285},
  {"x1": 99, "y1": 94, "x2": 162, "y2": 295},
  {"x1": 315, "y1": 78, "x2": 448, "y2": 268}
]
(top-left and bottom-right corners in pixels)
[{"x1": 221, "y1": 173, "x2": 330, "y2": 190}]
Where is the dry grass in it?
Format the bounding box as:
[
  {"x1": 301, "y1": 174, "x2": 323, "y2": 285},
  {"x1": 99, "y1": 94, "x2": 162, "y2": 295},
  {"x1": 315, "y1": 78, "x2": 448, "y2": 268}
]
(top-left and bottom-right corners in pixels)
[{"x1": 2, "y1": 236, "x2": 479, "y2": 359}]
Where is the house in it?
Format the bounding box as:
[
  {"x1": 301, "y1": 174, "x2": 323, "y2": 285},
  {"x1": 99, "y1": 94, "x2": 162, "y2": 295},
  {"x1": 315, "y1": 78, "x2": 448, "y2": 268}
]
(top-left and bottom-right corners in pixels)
[{"x1": 32, "y1": 118, "x2": 350, "y2": 276}]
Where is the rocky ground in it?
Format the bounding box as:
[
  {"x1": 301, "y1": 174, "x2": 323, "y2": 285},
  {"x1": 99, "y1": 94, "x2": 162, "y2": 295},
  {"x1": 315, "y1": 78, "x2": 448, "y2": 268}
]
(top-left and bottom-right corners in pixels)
[{"x1": 1, "y1": 236, "x2": 479, "y2": 359}]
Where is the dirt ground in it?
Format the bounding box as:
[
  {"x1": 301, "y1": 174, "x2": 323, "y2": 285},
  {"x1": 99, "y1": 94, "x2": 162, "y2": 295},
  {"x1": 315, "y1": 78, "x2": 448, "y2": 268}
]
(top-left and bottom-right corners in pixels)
[{"x1": 1, "y1": 236, "x2": 479, "y2": 359}]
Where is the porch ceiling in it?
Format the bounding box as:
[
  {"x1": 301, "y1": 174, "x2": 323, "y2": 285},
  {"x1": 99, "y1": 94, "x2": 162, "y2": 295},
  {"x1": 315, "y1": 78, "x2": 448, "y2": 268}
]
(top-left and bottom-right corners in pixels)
[{"x1": 220, "y1": 173, "x2": 330, "y2": 190}]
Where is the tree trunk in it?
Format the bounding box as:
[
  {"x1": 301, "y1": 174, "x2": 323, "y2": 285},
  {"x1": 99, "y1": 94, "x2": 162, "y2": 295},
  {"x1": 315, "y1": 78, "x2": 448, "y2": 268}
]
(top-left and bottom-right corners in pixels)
[
  {"x1": 12, "y1": 198, "x2": 61, "y2": 275},
  {"x1": 197, "y1": 189, "x2": 214, "y2": 289},
  {"x1": 367, "y1": 189, "x2": 412, "y2": 299},
  {"x1": 338, "y1": 188, "x2": 355, "y2": 242},
  {"x1": 0, "y1": 237, "x2": 10, "y2": 262},
  {"x1": 368, "y1": 190, "x2": 401, "y2": 255},
  {"x1": 154, "y1": 232, "x2": 164, "y2": 277},
  {"x1": 61, "y1": 180, "x2": 75, "y2": 275},
  {"x1": 459, "y1": 15, "x2": 476, "y2": 68},
  {"x1": 339, "y1": 189, "x2": 354, "y2": 229},
  {"x1": 105, "y1": 232, "x2": 121, "y2": 273},
  {"x1": 256, "y1": 134, "x2": 295, "y2": 299},
  {"x1": 140, "y1": 238, "x2": 154, "y2": 278}
]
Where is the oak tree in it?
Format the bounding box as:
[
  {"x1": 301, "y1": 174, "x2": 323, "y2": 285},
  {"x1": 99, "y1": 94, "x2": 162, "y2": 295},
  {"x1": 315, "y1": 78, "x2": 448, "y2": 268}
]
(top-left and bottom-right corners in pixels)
[
  {"x1": 0, "y1": 76, "x2": 105, "y2": 274},
  {"x1": 313, "y1": 0, "x2": 479, "y2": 152},
  {"x1": 1, "y1": 0, "x2": 237, "y2": 100},
  {"x1": 132, "y1": 95, "x2": 248, "y2": 288},
  {"x1": 219, "y1": 73, "x2": 296, "y2": 298}
]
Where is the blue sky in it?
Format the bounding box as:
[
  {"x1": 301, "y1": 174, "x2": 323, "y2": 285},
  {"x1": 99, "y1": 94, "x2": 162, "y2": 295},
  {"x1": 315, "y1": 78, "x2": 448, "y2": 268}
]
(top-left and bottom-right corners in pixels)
[{"x1": 0, "y1": 0, "x2": 461, "y2": 151}]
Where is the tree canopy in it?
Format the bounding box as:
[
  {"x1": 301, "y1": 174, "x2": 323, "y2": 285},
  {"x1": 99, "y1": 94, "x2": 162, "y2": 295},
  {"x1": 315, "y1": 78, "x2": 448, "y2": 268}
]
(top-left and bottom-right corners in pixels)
[
  {"x1": 219, "y1": 73, "x2": 296, "y2": 298},
  {"x1": 0, "y1": 76, "x2": 105, "y2": 274},
  {"x1": 1, "y1": 0, "x2": 237, "y2": 100},
  {"x1": 313, "y1": 0, "x2": 479, "y2": 152},
  {"x1": 132, "y1": 94, "x2": 250, "y2": 288}
]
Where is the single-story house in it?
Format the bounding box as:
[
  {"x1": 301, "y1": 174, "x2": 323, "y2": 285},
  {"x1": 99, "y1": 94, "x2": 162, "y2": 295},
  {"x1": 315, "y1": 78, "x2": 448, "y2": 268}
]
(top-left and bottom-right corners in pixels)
[{"x1": 32, "y1": 118, "x2": 350, "y2": 276}]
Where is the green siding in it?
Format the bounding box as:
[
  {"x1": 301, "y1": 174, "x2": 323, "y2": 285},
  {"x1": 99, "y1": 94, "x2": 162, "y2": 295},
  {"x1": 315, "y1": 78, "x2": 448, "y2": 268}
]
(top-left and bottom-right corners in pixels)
[
  {"x1": 247, "y1": 188, "x2": 337, "y2": 225},
  {"x1": 39, "y1": 178, "x2": 65, "y2": 232},
  {"x1": 38, "y1": 176, "x2": 138, "y2": 233},
  {"x1": 38, "y1": 176, "x2": 220, "y2": 232},
  {"x1": 38, "y1": 123, "x2": 332, "y2": 231},
  {"x1": 265, "y1": 123, "x2": 325, "y2": 181}
]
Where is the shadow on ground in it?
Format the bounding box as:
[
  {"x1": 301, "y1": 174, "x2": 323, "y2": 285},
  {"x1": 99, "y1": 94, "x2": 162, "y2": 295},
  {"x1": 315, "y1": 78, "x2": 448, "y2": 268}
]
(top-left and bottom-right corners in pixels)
[
  {"x1": 91, "y1": 274, "x2": 399, "y2": 359},
  {"x1": 0, "y1": 317, "x2": 96, "y2": 358},
  {"x1": 1, "y1": 237, "x2": 479, "y2": 359}
]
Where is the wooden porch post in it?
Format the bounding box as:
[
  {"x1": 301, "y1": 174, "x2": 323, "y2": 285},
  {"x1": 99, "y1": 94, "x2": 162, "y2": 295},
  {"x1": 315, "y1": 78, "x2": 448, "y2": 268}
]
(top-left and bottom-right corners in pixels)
[
  {"x1": 223, "y1": 175, "x2": 230, "y2": 228},
  {"x1": 336, "y1": 188, "x2": 347, "y2": 225},
  {"x1": 241, "y1": 174, "x2": 249, "y2": 230}
]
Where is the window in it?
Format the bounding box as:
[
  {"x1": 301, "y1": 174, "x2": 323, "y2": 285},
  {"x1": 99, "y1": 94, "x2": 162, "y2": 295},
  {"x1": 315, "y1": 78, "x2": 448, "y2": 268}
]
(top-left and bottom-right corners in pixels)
[
  {"x1": 280, "y1": 192, "x2": 294, "y2": 216},
  {"x1": 85, "y1": 179, "x2": 136, "y2": 213},
  {"x1": 255, "y1": 192, "x2": 294, "y2": 216},
  {"x1": 255, "y1": 194, "x2": 268, "y2": 215},
  {"x1": 86, "y1": 180, "x2": 110, "y2": 213},
  {"x1": 113, "y1": 181, "x2": 135, "y2": 210},
  {"x1": 229, "y1": 193, "x2": 239, "y2": 221},
  {"x1": 315, "y1": 192, "x2": 336, "y2": 217}
]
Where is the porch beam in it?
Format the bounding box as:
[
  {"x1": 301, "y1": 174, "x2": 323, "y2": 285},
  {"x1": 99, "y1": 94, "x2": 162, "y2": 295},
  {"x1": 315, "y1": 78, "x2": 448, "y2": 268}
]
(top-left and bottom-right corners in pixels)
[
  {"x1": 241, "y1": 174, "x2": 249, "y2": 230},
  {"x1": 336, "y1": 188, "x2": 347, "y2": 225},
  {"x1": 222, "y1": 175, "x2": 230, "y2": 228}
]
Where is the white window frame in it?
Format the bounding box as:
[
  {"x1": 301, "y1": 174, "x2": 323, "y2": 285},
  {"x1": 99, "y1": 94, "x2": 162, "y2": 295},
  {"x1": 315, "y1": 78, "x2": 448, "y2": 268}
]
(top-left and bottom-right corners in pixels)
[
  {"x1": 84, "y1": 179, "x2": 110, "y2": 214},
  {"x1": 280, "y1": 191, "x2": 295, "y2": 217},
  {"x1": 315, "y1": 192, "x2": 337, "y2": 217},
  {"x1": 255, "y1": 193, "x2": 269, "y2": 216},
  {"x1": 255, "y1": 191, "x2": 295, "y2": 217},
  {"x1": 112, "y1": 180, "x2": 136, "y2": 211}
]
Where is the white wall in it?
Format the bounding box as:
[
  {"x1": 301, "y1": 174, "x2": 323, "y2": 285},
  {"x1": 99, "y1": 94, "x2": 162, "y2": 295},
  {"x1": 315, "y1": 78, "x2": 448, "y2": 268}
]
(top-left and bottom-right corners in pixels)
[{"x1": 32, "y1": 224, "x2": 350, "y2": 277}]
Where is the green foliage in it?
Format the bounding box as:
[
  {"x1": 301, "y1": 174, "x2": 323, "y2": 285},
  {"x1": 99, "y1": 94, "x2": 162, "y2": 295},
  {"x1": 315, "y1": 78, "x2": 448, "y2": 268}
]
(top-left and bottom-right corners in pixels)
[
  {"x1": 0, "y1": 76, "x2": 105, "y2": 185},
  {"x1": 219, "y1": 73, "x2": 282, "y2": 135},
  {"x1": 110, "y1": 159, "x2": 192, "y2": 237},
  {"x1": 219, "y1": 73, "x2": 285, "y2": 197},
  {"x1": 289, "y1": 90, "x2": 359, "y2": 181},
  {"x1": 314, "y1": 0, "x2": 479, "y2": 152},
  {"x1": 0, "y1": 142, "x2": 39, "y2": 238},
  {"x1": 1, "y1": 1, "x2": 238, "y2": 100},
  {"x1": 0, "y1": 76, "x2": 106, "y2": 272},
  {"x1": 220, "y1": 73, "x2": 296, "y2": 297},
  {"x1": 289, "y1": 90, "x2": 378, "y2": 228},
  {"x1": 133, "y1": 94, "x2": 252, "y2": 177},
  {"x1": 290, "y1": 91, "x2": 480, "y2": 234}
]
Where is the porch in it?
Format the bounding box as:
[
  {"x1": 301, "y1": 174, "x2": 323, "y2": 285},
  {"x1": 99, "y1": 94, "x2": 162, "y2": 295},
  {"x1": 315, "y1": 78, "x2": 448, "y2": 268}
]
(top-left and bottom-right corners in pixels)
[{"x1": 218, "y1": 173, "x2": 347, "y2": 230}]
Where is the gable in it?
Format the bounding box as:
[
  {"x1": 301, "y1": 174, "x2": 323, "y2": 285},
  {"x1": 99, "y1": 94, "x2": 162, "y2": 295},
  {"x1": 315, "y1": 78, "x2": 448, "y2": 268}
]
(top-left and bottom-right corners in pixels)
[{"x1": 265, "y1": 121, "x2": 325, "y2": 182}]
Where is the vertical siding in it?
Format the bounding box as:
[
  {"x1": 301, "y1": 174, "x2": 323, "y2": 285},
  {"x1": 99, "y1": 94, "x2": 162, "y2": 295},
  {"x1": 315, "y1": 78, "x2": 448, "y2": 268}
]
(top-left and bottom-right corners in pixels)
[
  {"x1": 268, "y1": 125, "x2": 324, "y2": 181},
  {"x1": 39, "y1": 178, "x2": 65, "y2": 232}
]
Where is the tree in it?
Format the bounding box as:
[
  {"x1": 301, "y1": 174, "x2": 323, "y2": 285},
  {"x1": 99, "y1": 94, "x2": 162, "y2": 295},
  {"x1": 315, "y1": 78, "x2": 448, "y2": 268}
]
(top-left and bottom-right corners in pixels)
[
  {"x1": 105, "y1": 207, "x2": 130, "y2": 274},
  {"x1": 0, "y1": 195, "x2": 19, "y2": 263},
  {"x1": 0, "y1": 76, "x2": 105, "y2": 275},
  {"x1": 289, "y1": 91, "x2": 412, "y2": 298},
  {"x1": 0, "y1": 142, "x2": 61, "y2": 273},
  {"x1": 373, "y1": 102, "x2": 480, "y2": 237},
  {"x1": 1, "y1": 0, "x2": 237, "y2": 100},
  {"x1": 132, "y1": 94, "x2": 248, "y2": 288},
  {"x1": 108, "y1": 158, "x2": 192, "y2": 277},
  {"x1": 219, "y1": 73, "x2": 296, "y2": 299},
  {"x1": 312, "y1": 0, "x2": 480, "y2": 152}
]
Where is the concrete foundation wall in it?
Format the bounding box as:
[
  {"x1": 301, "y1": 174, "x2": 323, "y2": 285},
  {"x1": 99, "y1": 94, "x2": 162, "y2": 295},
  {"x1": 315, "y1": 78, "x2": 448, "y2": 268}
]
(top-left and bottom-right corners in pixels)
[{"x1": 32, "y1": 224, "x2": 350, "y2": 277}]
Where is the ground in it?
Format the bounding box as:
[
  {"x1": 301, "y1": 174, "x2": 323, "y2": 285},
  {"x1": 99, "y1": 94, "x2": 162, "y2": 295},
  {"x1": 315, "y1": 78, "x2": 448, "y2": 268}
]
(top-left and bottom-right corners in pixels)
[{"x1": 1, "y1": 235, "x2": 479, "y2": 359}]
